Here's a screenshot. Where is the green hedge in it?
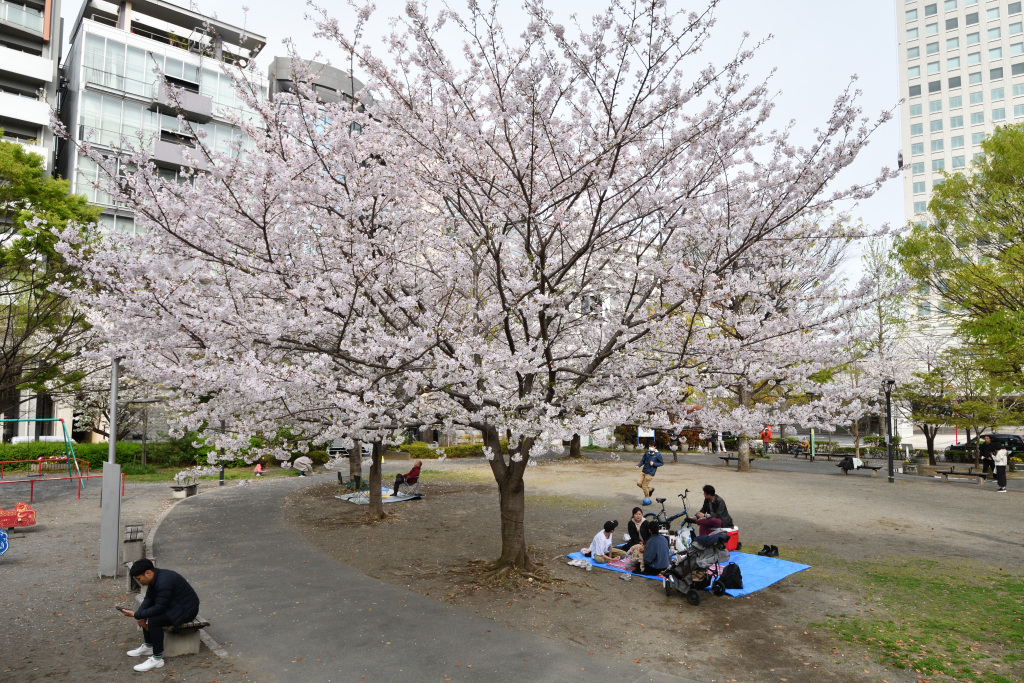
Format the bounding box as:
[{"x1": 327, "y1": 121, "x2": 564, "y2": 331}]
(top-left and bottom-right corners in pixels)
[{"x1": 397, "y1": 442, "x2": 508, "y2": 459}]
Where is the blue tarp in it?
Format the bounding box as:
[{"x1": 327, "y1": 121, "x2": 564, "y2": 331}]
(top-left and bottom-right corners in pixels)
[{"x1": 566, "y1": 550, "x2": 810, "y2": 596}]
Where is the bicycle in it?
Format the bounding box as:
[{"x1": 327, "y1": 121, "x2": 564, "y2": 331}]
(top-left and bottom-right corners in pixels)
[{"x1": 643, "y1": 489, "x2": 695, "y2": 534}]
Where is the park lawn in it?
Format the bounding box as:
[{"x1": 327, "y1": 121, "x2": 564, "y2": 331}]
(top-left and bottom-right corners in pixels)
[
  {"x1": 123, "y1": 467, "x2": 295, "y2": 483},
  {"x1": 796, "y1": 548, "x2": 1024, "y2": 683}
]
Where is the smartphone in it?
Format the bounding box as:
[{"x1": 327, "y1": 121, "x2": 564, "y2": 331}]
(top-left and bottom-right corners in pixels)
[{"x1": 114, "y1": 606, "x2": 129, "y2": 613}]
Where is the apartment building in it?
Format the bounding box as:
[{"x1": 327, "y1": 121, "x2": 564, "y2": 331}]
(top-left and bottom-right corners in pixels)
[
  {"x1": 897, "y1": 0, "x2": 1024, "y2": 331},
  {"x1": 0, "y1": 0, "x2": 62, "y2": 171},
  {"x1": 57, "y1": 0, "x2": 265, "y2": 233}
]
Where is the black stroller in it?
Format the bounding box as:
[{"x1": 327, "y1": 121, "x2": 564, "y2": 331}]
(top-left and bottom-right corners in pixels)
[{"x1": 663, "y1": 532, "x2": 731, "y2": 605}]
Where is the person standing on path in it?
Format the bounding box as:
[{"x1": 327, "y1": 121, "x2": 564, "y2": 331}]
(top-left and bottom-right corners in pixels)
[
  {"x1": 636, "y1": 444, "x2": 663, "y2": 499},
  {"x1": 994, "y1": 446, "x2": 1008, "y2": 493},
  {"x1": 980, "y1": 436, "x2": 995, "y2": 479},
  {"x1": 759, "y1": 425, "x2": 773, "y2": 456},
  {"x1": 118, "y1": 559, "x2": 201, "y2": 672}
]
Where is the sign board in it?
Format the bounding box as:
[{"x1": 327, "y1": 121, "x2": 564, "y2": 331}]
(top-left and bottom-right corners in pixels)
[{"x1": 637, "y1": 427, "x2": 655, "y2": 438}]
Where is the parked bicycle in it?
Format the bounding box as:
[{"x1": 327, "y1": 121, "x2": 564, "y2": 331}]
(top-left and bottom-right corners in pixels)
[{"x1": 643, "y1": 490, "x2": 695, "y2": 534}]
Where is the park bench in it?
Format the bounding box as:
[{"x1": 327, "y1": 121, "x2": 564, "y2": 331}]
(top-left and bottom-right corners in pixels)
[
  {"x1": 719, "y1": 455, "x2": 754, "y2": 466},
  {"x1": 936, "y1": 467, "x2": 988, "y2": 485},
  {"x1": 162, "y1": 619, "x2": 211, "y2": 657},
  {"x1": 836, "y1": 463, "x2": 883, "y2": 476}
]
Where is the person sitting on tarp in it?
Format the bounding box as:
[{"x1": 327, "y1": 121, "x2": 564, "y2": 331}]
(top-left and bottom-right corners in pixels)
[
  {"x1": 621, "y1": 507, "x2": 653, "y2": 551},
  {"x1": 838, "y1": 455, "x2": 865, "y2": 473},
  {"x1": 635, "y1": 524, "x2": 670, "y2": 576},
  {"x1": 687, "y1": 484, "x2": 734, "y2": 536},
  {"x1": 584, "y1": 520, "x2": 627, "y2": 564},
  {"x1": 392, "y1": 460, "x2": 422, "y2": 496}
]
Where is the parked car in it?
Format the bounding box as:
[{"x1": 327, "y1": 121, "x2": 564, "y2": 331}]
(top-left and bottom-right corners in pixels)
[{"x1": 944, "y1": 433, "x2": 1024, "y2": 456}]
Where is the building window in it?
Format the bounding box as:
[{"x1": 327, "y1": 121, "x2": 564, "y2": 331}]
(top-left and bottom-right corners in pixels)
[
  {"x1": 969, "y1": 71, "x2": 983, "y2": 83},
  {"x1": 948, "y1": 56, "x2": 962, "y2": 69},
  {"x1": 932, "y1": 158, "x2": 946, "y2": 171},
  {"x1": 913, "y1": 181, "x2": 927, "y2": 193},
  {"x1": 949, "y1": 75, "x2": 963, "y2": 88},
  {"x1": 928, "y1": 61, "x2": 941, "y2": 74},
  {"x1": 970, "y1": 91, "x2": 984, "y2": 104},
  {"x1": 914, "y1": 201, "x2": 928, "y2": 213},
  {"x1": 926, "y1": 3, "x2": 938, "y2": 15},
  {"x1": 1014, "y1": 103, "x2": 1024, "y2": 116},
  {"x1": 909, "y1": 45, "x2": 921, "y2": 58},
  {"x1": 952, "y1": 155, "x2": 966, "y2": 167},
  {"x1": 951, "y1": 134, "x2": 965, "y2": 147},
  {"x1": 1012, "y1": 22, "x2": 1024, "y2": 35},
  {"x1": 931, "y1": 138, "x2": 945, "y2": 151},
  {"x1": 911, "y1": 122, "x2": 924, "y2": 135},
  {"x1": 944, "y1": 0, "x2": 957, "y2": 8},
  {"x1": 947, "y1": 17, "x2": 959, "y2": 30},
  {"x1": 947, "y1": 36, "x2": 960, "y2": 50},
  {"x1": 993, "y1": 107, "x2": 1006, "y2": 120},
  {"x1": 929, "y1": 99, "x2": 943, "y2": 113},
  {"x1": 929, "y1": 80, "x2": 942, "y2": 93},
  {"x1": 971, "y1": 111, "x2": 986, "y2": 124},
  {"x1": 928, "y1": 41, "x2": 942, "y2": 55},
  {"x1": 1012, "y1": 61, "x2": 1024, "y2": 75},
  {"x1": 968, "y1": 51, "x2": 982, "y2": 65},
  {"x1": 992, "y1": 86, "x2": 1005, "y2": 100},
  {"x1": 989, "y1": 27, "x2": 1002, "y2": 40},
  {"x1": 991, "y1": 67, "x2": 1004, "y2": 79},
  {"x1": 972, "y1": 131, "x2": 986, "y2": 144},
  {"x1": 967, "y1": 32, "x2": 981, "y2": 45},
  {"x1": 909, "y1": 65, "x2": 922, "y2": 78},
  {"x1": 950, "y1": 114, "x2": 964, "y2": 127},
  {"x1": 931, "y1": 119, "x2": 944, "y2": 132},
  {"x1": 950, "y1": 95, "x2": 963, "y2": 108},
  {"x1": 907, "y1": 8, "x2": 919, "y2": 20},
  {"x1": 987, "y1": 7, "x2": 1000, "y2": 21},
  {"x1": 1012, "y1": 42, "x2": 1024, "y2": 56},
  {"x1": 974, "y1": 151, "x2": 985, "y2": 161},
  {"x1": 990, "y1": 47, "x2": 1003, "y2": 60},
  {"x1": 927, "y1": 22, "x2": 939, "y2": 35},
  {"x1": 912, "y1": 141, "x2": 925, "y2": 154},
  {"x1": 912, "y1": 161, "x2": 926, "y2": 173},
  {"x1": 966, "y1": 12, "x2": 979, "y2": 25},
  {"x1": 1011, "y1": 1, "x2": 1023, "y2": 15},
  {"x1": 1015, "y1": 83, "x2": 1024, "y2": 96},
  {"x1": 908, "y1": 27, "x2": 920, "y2": 39},
  {"x1": 910, "y1": 103, "x2": 923, "y2": 116},
  {"x1": 919, "y1": 302, "x2": 932, "y2": 317},
  {"x1": 910, "y1": 84, "x2": 923, "y2": 96}
]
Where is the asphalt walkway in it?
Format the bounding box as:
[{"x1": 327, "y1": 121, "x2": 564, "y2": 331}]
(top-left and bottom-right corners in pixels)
[{"x1": 154, "y1": 476, "x2": 697, "y2": 683}]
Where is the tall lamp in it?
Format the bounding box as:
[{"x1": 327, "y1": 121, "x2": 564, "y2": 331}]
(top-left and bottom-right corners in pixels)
[{"x1": 883, "y1": 378, "x2": 896, "y2": 483}]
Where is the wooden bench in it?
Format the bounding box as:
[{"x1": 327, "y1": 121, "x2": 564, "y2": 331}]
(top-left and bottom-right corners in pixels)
[
  {"x1": 937, "y1": 467, "x2": 987, "y2": 485},
  {"x1": 837, "y1": 463, "x2": 883, "y2": 476},
  {"x1": 719, "y1": 456, "x2": 755, "y2": 466},
  {"x1": 162, "y1": 619, "x2": 210, "y2": 657}
]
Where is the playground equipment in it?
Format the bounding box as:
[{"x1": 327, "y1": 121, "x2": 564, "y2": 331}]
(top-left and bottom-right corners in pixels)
[{"x1": 0, "y1": 418, "x2": 100, "y2": 502}]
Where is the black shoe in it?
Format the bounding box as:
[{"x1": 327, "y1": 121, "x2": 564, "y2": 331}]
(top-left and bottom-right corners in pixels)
[
  {"x1": 757, "y1": 545, "x2": 771, "y2": 556},
  {"x1": 648, "y1": 488, "x2": 654, "y2": 496},
  {"x1": 769, "y1": 545, "x2": 779, "y2": 557}
]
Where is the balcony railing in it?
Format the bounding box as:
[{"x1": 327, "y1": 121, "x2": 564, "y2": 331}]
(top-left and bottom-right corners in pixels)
[{"x1": 0, "y1": 0, "x2": 44, "y2": 32}]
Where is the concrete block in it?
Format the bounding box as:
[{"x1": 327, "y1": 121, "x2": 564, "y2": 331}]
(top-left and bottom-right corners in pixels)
[
  {"x1": 122, "y1": 540, "x2": 145, "y2": 563},
  {"x1": 162, "y1": 628, "x2": 201, "y2": 657}
]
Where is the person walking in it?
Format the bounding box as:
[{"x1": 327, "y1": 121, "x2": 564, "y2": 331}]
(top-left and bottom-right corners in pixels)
[
  {"x1": 994, "y1": 446, "x2": 1008, "y2": 493},
  {"x1": 636, "y1": 444, "x2": 663, "y2": 500},
  {"x1": 118, "y1": 559, "x2": 200, "y2": 672}
]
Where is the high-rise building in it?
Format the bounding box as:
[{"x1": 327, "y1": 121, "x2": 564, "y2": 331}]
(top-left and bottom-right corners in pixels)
[
  {"x1": 0, "y1": 0, "x2": 62, "y2": 171},
  {"x1": 896, "y1": 0, "x2": 1024, "y2": 333},
  {"x1": 57, "y1": 0, "x2": 265, "y2": 233}
]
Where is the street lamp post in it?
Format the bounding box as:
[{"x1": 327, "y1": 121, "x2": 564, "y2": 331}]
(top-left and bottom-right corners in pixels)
[{"x1": 884, "y1": 378, "x2": 896, "y2": 483}]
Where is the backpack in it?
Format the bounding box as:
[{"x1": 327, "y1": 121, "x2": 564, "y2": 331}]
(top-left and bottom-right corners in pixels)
[{"x1": 720, "y1": 562, "x2": 743, "y2": 589}]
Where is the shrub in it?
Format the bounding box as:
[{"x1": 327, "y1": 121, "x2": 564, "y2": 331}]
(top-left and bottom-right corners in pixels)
[
  {"x1": 305, "y1": 450, "x2": 329, "y2": 465},
  {"x1": 397, "y1": 441, "x2": 508, "y2": 459}
]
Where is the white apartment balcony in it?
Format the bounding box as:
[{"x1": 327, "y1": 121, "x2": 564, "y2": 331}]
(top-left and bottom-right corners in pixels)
[
  {"x1": 0, "y1": 90, "x2": 49, "y2": 126},
  {"x1": 0, "y1": 0, "x2": 44, "y2": 37},
  {"x1": 152, "y1": 137, "x2": 208, "y2": 170},
  {"x1": 150, "y1": 82, "x2": 212, "y2": 123},
  {"x1": 0, "y1": 45, "x2": 53, "y2": 83}
]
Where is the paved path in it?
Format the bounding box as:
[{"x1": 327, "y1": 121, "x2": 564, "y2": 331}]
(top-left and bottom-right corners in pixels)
[{"x1": 154, "y1": 476, "x2": 697, "y2": 683}]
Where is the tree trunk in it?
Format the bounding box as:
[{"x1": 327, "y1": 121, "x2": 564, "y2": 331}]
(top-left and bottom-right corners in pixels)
[
  {"x1": 483, "y1": 428, "x2": 535, "y2": 571},
  {"x1": 367, "y1": 440, "x2": 384, "y2": 520},
  {"x1": 852, "y1": 418, "x2": 861, "y2": 459},
  {"x1": 923, "y1": 424, "x2": 938, "y2": 466},
  {"x1": 737, "y1": 436, "x2": 752, "y2": 472},
  {"x1": 569, "y1": 433, "x2": 581, "y2": 459},
  {"x1": 349, "y1": 441, "x2": 362, "y2": 486}
]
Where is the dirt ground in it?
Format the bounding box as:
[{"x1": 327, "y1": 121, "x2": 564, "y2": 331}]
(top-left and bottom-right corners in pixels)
[
  {"x1": 0, "y1": 481, "x2": 253, "y2": 683},
  {"x1": 285, "y1": 457, "x2": 1024, "y2": 683}
]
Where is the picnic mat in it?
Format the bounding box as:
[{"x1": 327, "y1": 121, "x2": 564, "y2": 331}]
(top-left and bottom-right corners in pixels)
[
  {"x1": 335, "y1": 487, "x2": 423, "y2": 505},
  {"x1": 566, "y1": 550, "x2": 810, "y2": 594}
]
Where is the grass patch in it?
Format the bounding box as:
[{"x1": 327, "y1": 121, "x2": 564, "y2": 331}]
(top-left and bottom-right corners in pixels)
[
  {"x1": 419, "y1": 468, "x2": 492, "y2": 485},
  {"x1": 803, "y1": 550, "x2": 1024, "y2": 682},
  {"x1": 123, "y1": 467, "x2": 294, "y2": 483}
]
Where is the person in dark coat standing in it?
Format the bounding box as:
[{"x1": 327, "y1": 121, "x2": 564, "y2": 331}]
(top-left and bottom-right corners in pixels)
[{"x1": 118, "y1": 559, "x2": 201, "y2": 672}]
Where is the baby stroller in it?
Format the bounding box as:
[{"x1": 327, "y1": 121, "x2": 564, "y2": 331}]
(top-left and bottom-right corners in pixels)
[{"x1": 663, "y1": 532, "x2": 731, "y2": 605}]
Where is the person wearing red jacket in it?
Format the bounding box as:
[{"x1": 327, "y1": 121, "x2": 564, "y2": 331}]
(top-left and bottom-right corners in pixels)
[
  {"x1": 759, "y1": 425, "x2": 773, "y2": 456},
  {"x1": 393, "y1": 460, "x2": 422, "y2": 495}
]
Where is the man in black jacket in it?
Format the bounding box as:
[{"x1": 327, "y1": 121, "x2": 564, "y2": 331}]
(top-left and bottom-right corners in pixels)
[
  {"x1": 118, "y1": 559, "x2": 201, "y2": 672},
  {"x1": 688, "y1": 484, "x2": 734, "y2": 536}
]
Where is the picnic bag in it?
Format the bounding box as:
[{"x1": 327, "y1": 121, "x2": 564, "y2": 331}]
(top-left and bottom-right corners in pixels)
[{"x1": 720, "y1": 562, "x2": 743, "y2": 589}]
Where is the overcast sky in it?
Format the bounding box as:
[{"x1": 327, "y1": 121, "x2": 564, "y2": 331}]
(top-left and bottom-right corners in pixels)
[{"x1": 69, "y1": 0, "x2": 905, "y2": 279}]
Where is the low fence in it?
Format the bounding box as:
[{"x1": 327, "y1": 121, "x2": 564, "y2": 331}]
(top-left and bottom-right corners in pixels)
[
  {"x1": 0, "y1": 458, "x2": 90, "y2": 480},
  {"x1": 0, "y1": 472, "x2": 123, "y2": 503}
]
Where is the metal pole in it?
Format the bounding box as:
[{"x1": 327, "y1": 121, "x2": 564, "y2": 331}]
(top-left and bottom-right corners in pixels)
[
  {"x1": 99, "y1": 357, "x2": 122, "y2": 577},
  {"x1": 108, "y1": 357, "x2": 119, "y2": 464},
  {"x1": 885, "y1": 380, "x2": 895, "y2": 484}
]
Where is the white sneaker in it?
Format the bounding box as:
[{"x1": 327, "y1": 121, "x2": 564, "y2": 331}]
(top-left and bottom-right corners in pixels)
[
  {"x1": 127, "y1": 644, "x2": 153, "y2": 657},
  {"x1": 133, "y1": 656, "x2": 164, "y2": 672}
]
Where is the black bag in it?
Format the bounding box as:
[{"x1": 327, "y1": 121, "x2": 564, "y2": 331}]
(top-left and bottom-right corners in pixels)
[{"x1": 720, "y1": 562, "x2": 743, "y2": 589}]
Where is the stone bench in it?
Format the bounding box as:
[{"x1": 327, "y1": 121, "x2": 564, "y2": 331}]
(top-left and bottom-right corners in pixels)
[{"x1": 162, "y1": 619, "x2": 210, "y2": 657}]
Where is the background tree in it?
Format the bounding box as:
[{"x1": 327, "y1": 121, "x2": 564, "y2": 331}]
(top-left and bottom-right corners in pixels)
[{"x1": 0, "y1": 137, "x2": 99, "y2": 412}]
